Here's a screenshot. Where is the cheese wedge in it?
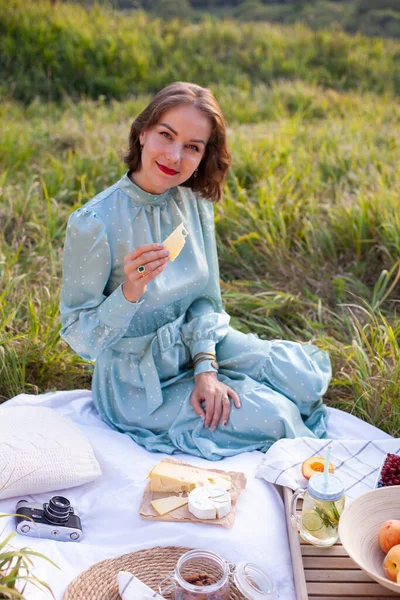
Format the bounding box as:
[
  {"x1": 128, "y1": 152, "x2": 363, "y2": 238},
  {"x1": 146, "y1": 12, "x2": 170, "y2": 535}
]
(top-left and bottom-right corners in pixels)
[
  {"x1": 162, "y1": 223, "x2": 188, "y2": 262},
  {"x1": 188, "y1": 485, "x2": 231, "y2": 520},
  {"x1": 148, "y1": 462, "x2": 231, "y2": 493},
  {"x1": 150, "y1": 495, "x2": 189, "y2": 516}
]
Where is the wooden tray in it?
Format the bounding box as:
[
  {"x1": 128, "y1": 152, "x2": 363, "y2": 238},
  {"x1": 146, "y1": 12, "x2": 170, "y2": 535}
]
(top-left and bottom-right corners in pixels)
[{"x1": 282, "y1": 486, "x2": 399, "y2": 600}]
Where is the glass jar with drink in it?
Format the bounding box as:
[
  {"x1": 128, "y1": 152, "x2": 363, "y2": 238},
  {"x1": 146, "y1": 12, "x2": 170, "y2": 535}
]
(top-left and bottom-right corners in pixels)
[{"x1": 291, "y1": 472, "x2": 345, "y2": 547}]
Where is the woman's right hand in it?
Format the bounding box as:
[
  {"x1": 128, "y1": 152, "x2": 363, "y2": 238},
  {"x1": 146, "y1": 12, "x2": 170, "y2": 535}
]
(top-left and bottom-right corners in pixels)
[{"x1": 122, "y1": 243, "x2": 170, "y2": 303}]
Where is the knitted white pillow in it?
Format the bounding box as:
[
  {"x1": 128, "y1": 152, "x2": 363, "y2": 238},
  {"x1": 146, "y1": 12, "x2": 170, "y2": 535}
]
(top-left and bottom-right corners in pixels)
[{"x1": 0, "y1": 405, "x2": 101, "y2": 500}]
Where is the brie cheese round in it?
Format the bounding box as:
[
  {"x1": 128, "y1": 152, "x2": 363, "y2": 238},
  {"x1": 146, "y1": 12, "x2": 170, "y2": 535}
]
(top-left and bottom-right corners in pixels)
[{"x1": 188, "y1": 485, "x2": 231, "y2": 520}]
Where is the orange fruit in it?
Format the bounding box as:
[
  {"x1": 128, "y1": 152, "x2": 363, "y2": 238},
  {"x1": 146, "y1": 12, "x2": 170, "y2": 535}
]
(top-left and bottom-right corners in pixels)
[{"x1": 301, "y1": 456, "x2": 335, "y2": 480}]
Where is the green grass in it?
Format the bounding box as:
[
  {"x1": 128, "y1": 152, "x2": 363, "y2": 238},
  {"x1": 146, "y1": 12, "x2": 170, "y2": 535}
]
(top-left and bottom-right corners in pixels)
[
  {"x1": 1, "y1": 81, "x2": 400, "y2": 436},
  {"x1": 0, "y1": 518, "x2": 57, "y2": 599},
  {"x1": 2, "y1": 0, "x2": 400, "y2": 103}
]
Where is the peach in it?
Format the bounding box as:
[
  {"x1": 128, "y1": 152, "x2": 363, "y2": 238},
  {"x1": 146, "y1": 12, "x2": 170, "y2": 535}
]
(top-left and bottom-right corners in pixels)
[
  {"x1": 301, "y1": 456, "x2": 334, "y2": 480},
  {"x1": 383, "y1": 544, "x2": 400, "y2": 582},
  {"x1": 378, "y1": 520, "x2": 400, "y2": 554}
]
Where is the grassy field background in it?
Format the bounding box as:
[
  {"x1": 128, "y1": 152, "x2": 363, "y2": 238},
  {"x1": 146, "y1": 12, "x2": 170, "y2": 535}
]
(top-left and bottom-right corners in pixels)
[
  {"x1": 2, "y1": 0, "x2": 400, "y2": 103},
  {"x1": 1, "y1": 2, "x2": 400, "y2": 436}
]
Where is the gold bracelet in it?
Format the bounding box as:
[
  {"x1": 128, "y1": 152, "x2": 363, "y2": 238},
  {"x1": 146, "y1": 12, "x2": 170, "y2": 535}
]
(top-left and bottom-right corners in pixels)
[
  {"x1": 192, "y1": 355, "x2": 219, "y2": 370},
  {"x1": 192, "y1": 356, "x2": 216, "y2": 367},
  {"x1": 192, "y1": 356, "x2": 211, "y2": 365},
  {"x1": 192, "y1": 351, "x2": 216, "y2": 363}
]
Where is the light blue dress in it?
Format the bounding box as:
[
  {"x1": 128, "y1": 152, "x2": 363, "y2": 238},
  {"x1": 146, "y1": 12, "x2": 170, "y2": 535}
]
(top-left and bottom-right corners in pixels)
[{"x1": 60, "y1": 173, "x2": 331, "y2": 460}]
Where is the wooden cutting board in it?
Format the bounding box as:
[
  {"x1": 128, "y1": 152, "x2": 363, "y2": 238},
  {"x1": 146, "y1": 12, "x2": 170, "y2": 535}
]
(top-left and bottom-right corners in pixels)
[{"x1": 282, "y1": 486, "x2": 399, "y2": 599}]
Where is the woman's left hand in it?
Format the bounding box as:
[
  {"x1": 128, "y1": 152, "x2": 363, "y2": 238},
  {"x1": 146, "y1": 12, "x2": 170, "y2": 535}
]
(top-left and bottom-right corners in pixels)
[{"x1": 190, "y1": 372, "x2": 241, "y2": 430}]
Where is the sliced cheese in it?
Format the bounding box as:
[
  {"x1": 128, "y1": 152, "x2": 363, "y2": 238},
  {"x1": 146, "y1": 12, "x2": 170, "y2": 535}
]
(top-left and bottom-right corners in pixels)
[
  {"x1": 188, "y1": 485, "x2": 231, "y2": 520},
  {"x1": 150, "y1": 495, "x2": 188, "y2": 516},
  {"x1": 162, "y1": 223, "x2": 188, "y2": 262},
  {"x1": 148, "y1": 462, "x2": 231, "y2": 493}
]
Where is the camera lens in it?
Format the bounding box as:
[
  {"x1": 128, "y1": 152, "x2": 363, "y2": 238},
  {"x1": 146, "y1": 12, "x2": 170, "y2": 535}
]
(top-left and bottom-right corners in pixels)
[{"x1": 44, "y1": 496, "x2": 71, "y2": 524}]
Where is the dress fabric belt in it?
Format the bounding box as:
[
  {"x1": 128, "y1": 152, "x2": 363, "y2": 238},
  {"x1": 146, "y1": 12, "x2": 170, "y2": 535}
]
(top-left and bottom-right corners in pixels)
[{"x1": 111, "y1": 312, "x2": 187, "y2": 414}]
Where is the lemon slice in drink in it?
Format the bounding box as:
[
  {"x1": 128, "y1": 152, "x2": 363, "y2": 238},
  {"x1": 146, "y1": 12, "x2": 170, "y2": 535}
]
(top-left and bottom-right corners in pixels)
[{"x1": 302, "y1": 512, "x2": 323, "y2": 532}]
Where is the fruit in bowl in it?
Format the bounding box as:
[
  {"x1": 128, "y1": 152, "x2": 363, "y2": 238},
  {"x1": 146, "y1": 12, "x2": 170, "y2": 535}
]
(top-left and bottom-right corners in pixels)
[
  {"x1": 383, "y1": 544, "x2": 400, "y2": 583},
  {"x1": 376, "y1": 453, "x2": 400, "y2": 488},
  {"x1": 379, "y1": 520, "x2": 400, "y2": 554},
  {"x1": 338, "y1": 486, "x2": 400, "y2": 594}
]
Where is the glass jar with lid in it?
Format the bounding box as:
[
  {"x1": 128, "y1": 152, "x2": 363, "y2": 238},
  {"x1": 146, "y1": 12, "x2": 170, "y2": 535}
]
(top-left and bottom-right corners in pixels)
[
  {"x1": 290, "y1": 472, "x2": 345, "y2": 547},
  {"x1": 158, "y1": 549, "x2": 230, "y2": 600},
  {"x1": 158, "y1": 549, "x2": 277, "y2": 600},
  {"x1": 232, "y1": 561, "x2": 277, "y2": 599}
]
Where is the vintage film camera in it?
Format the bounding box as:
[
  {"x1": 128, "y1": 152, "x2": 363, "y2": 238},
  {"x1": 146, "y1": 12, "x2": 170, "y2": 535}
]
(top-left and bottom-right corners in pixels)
[{"x1": 15, "y1": 495, "x2": 83, "y2": 542}]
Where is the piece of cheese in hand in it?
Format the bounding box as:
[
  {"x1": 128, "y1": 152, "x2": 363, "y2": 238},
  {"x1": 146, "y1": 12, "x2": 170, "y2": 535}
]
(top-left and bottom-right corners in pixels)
[
  {"x1": 150, "y1": 495, "x2": 188, "y2": 516},
  {"x1": 188, "y1": 485, "x2": 232, "y2": 520},
  {"x1": 148, "y1": 462, "x2": 231, "y2": 493},
  {"x1": 162, "y1": 223, "x2": 188, "y2": 262}
]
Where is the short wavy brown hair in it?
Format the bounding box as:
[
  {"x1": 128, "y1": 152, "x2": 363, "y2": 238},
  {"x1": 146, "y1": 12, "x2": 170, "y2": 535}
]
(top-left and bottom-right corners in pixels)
[{"x1": 124, "y1": 82, "x2": 230, "y2": 202}]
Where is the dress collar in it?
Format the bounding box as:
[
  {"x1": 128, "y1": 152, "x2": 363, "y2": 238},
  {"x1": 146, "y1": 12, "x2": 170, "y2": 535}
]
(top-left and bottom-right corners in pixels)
[{"x1": 119, "y1": 171, "x2": 173, "y2": 205}]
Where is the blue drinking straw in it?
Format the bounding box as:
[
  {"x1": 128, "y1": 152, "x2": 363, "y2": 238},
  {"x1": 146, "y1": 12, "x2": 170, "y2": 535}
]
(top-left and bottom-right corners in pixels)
[{"x1": 324, "y1": 445, "x2": 332, "y2": 487}]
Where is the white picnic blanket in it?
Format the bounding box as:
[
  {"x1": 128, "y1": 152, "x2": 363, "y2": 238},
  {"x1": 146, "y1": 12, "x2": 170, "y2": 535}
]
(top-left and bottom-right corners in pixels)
[{"x1": 0, "y1": 391, "x2": 392, "y2": 600}]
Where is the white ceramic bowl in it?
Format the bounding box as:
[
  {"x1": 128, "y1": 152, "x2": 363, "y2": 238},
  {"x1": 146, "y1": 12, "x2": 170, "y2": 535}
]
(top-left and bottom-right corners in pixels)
[{"x1": 339, "y1": 486, "x2": 400, "y2": 594}]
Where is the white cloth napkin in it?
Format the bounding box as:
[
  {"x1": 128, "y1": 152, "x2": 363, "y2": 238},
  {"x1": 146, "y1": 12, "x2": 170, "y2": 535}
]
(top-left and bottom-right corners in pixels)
[
  {"x1": 118, "y1": 571, "x2": 166, "y2": 599},
  {"x1": 256, "y1": 437, "x2": 400, "y2": 501}
]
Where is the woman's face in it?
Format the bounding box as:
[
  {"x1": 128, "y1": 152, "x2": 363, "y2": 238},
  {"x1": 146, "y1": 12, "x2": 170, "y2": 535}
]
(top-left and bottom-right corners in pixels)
[{"x1": 135, "y1": 104, "x2": 212, "y2": 194}]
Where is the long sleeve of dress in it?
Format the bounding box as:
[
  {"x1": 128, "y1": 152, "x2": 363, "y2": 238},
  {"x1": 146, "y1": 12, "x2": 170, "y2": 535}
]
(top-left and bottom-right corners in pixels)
[
  {"x1": 180, "y1": 197, "x2": 230, "y2": 375},
  {"x1": 60, "y1": 209, "x2": 144, "y2": 361}
]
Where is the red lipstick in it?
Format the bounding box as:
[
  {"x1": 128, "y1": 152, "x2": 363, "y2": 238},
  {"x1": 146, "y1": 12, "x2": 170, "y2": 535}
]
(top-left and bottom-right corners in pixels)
[{"x1": 157, "y1": 162, "x2": 179, "y2": 176}]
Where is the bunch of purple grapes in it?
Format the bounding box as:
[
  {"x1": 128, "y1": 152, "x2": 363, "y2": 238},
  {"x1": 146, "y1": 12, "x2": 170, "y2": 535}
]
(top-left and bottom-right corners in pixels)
[{"x1": 377, "y1": 453, "x2": 400, "y2": 487}]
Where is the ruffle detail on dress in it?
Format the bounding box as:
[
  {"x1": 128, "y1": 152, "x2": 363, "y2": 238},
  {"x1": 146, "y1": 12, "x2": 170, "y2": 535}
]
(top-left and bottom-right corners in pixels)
[{"x1": 180, "y1": 312, "x2": 230, "y2": 347}]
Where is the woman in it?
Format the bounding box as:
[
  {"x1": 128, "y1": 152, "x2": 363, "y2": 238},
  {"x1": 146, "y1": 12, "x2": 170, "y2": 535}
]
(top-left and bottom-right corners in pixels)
[{"x1": 60, "y1": 81, "x2": 331, "y2": 460}]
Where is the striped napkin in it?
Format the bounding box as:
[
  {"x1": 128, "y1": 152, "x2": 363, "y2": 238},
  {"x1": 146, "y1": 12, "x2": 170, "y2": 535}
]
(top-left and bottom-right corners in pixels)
[
  {"x1": 118, "y1": 572, "x2": 166, "y2": 600},
  {"x1": 256, "y1": 438, "x2": 400, "y2": 501}
]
